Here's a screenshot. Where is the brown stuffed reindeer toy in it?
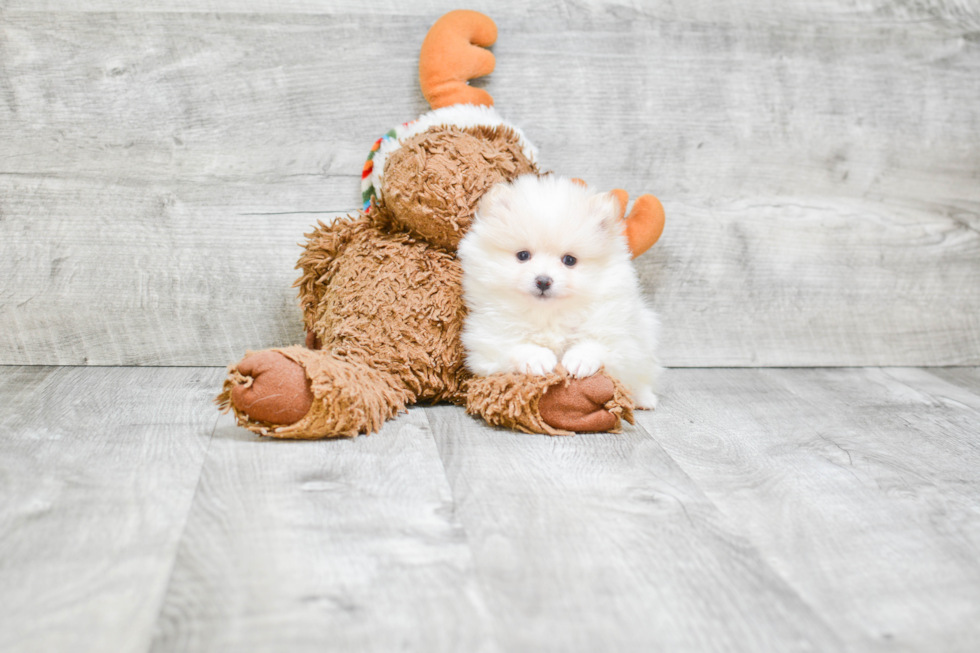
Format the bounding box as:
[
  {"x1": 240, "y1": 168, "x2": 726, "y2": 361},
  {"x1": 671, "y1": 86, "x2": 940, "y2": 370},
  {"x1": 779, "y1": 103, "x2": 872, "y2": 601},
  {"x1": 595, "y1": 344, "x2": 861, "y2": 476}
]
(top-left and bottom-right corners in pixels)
[{"x1": 218, "y1": 10, "x2": 665, "y2": 438}]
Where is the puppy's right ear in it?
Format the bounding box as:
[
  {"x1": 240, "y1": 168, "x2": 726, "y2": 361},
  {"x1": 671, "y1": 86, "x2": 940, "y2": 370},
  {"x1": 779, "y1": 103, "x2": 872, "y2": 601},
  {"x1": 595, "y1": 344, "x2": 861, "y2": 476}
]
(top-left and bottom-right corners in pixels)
[{"x1": 477, "y1": 181, "x2": 514, "y2": 214}]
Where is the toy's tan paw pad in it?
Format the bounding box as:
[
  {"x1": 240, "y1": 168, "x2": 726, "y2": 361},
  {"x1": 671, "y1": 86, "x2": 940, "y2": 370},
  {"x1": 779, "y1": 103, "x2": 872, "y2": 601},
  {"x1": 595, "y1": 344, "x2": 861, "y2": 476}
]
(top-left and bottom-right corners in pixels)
[
  {"x1": 231, "y1": 351, "x2": 313, "y2": 426},
  {"x1": 539, "y1": 375, "x2": 618, "y2": 433}
]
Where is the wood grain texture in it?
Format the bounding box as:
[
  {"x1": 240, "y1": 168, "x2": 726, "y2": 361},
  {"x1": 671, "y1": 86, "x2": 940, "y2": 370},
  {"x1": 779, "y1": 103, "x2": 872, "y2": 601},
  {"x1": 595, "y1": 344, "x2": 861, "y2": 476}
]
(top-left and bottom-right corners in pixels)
[
  {"x1": 423, "y1": 403, "x2": 842, "y2": 653},
  {"x1": 150, "y1": 410, "x2": 495, "y2": 653},
  {"x1": 7, "y1": 0, "x2": 980, "y2": 28},
  {"x1": 0, "y1": 366, "x2": 222, "y2": 653},
  {"x1": 1, "y1": 4, "x2": 978, "y2": 365},
  {"x1": 634, "y1": 367, "x2": 980, "y2": 652}
]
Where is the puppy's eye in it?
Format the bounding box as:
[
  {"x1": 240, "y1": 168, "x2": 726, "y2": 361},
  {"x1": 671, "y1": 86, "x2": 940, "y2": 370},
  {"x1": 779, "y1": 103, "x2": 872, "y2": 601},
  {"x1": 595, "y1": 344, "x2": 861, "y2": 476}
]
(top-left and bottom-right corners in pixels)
[
  {"x1": 562, "y1": 254, "x2": 577, "y2": 267},
  {"x1": 516, "y1": 251, "x2": 531, "y2": 262}
]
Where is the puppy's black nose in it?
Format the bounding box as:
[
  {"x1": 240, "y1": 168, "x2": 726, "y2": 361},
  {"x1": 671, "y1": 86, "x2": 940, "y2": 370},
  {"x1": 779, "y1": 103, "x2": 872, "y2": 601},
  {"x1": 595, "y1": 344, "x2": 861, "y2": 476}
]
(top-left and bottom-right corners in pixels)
[{"x1": 535, "y1": 276, "x2": 553, "y2": 291}]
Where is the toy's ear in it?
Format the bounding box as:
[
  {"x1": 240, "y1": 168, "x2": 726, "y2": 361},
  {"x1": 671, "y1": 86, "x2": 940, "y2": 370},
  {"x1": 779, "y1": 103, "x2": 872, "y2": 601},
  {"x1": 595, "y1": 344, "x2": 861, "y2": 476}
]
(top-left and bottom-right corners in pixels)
[
  {"x1": 419, "y1": 10, "x2": 497, "y2": 110},
  {"x1": 621, "y1": 194, "x2": 665, "y2": 258},
  {"x1": 609, "y1": 189, "x2": 665, "y2": 258}
]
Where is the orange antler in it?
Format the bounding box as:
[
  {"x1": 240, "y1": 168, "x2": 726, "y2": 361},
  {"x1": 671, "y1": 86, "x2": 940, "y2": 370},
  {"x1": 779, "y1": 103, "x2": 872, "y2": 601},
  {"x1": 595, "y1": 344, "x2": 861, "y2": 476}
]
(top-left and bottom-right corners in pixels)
[{"x1": 419, "y1": 10, "x2": 497, "y2": 109}]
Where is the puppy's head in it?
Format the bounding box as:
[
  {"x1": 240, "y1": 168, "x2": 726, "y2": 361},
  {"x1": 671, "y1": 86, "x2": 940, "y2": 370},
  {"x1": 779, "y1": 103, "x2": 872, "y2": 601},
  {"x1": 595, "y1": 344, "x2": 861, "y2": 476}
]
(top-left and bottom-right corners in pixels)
[{"x1": 458, "y1": 175, "x2": 630, "y2": 306}]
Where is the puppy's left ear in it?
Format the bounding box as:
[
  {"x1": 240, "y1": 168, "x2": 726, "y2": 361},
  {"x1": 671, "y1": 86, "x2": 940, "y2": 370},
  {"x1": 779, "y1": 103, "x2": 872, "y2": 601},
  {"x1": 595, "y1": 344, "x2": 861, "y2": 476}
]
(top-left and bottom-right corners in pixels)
[
  {"x1": 590, "y1": 190, "x2": 666, "y2": 258},
  {"x1": 588, "y1": 191, "x2": 623, "y2": 234}
]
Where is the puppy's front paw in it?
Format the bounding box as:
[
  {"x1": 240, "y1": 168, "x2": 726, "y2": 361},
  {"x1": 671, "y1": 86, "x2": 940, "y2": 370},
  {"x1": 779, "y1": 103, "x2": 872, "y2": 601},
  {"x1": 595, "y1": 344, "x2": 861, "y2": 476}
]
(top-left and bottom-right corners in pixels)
[
  {"x1": 510, "y1": 345, "x2": 558, "y2": 376},
  {"x1": 561, "y1": 342, "x2": 606, "y2": 378},
  {"x1": 634, "y1": 386, "x2": 659, "y2": 410}
]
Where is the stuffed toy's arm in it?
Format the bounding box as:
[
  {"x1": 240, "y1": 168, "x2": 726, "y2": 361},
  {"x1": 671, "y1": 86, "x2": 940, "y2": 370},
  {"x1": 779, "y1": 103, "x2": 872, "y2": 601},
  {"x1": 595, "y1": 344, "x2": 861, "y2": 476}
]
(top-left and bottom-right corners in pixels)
[{"x1": 294, "y1": 215, "x2": 364, "y2": 338}]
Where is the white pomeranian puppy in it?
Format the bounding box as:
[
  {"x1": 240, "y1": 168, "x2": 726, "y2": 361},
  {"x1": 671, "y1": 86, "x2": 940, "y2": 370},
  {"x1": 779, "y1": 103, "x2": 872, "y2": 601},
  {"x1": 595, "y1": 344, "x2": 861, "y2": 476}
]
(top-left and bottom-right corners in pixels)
[{"x1": 458, "y1": 174, "x2": 661, "y2": 409}]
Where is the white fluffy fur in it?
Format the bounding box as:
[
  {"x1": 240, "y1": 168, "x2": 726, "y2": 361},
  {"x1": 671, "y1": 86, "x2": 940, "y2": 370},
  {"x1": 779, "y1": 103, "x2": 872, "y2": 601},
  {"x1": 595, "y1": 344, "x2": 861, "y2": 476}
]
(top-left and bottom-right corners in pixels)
[
  {"x1": 458, "y1": 175, "x2": 662, "y2": 409},
  {"x1": 372, "y1": 104, "x2": 539, "y2": 201}
]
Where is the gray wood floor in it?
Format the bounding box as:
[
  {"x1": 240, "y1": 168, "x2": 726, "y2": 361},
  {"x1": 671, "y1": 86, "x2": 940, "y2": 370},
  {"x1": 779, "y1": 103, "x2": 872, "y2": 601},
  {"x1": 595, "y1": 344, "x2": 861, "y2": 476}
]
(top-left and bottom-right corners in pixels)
[{"x1": 2, "y1": 366, "x2": 978, "y2": 653}]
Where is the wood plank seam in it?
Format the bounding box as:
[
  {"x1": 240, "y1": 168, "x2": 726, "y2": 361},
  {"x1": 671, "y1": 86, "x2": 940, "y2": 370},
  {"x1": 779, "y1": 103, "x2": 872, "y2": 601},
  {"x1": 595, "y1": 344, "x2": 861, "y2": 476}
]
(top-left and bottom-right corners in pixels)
[
  {"x1": 415, "y1": 405, "x2": 503, "y2": 643},
  {"x1": 140, "y1": 413, "x2": 220, "y2": 653}
]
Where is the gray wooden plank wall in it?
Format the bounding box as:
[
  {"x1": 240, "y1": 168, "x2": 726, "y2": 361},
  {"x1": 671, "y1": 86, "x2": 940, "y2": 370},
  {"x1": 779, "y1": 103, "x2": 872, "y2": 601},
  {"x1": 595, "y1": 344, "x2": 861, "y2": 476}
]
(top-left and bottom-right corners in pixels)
[
  {"x1": 3, "y1": 365, "x2": 979, "y2": 652},
  {"x1": 1, "y1": 1, "x2": 978, "y2": 367}
]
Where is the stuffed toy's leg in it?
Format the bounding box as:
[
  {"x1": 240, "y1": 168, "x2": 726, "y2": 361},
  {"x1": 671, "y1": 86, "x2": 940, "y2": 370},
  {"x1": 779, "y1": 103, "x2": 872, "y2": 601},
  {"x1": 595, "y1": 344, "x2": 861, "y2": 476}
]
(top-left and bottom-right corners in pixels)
[
  {"x1": 465, "y1": 370, "x2": 635, "y2": 436},
  {"x1": 218, "y1": 348, "x2": 635, "y2": 438},
  {"x1": 217, "y1": 347, "x2": 410, "y2": 439}
]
